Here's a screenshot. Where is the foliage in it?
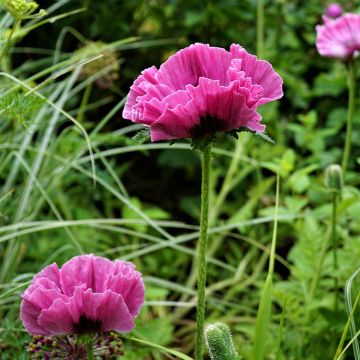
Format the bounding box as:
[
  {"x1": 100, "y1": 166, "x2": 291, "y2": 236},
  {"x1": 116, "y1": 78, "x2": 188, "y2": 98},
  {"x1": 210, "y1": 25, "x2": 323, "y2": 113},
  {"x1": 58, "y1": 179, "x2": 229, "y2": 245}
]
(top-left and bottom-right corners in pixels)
[{"x1": 0, "y1": 0, "x2": 360, "y2": 359}]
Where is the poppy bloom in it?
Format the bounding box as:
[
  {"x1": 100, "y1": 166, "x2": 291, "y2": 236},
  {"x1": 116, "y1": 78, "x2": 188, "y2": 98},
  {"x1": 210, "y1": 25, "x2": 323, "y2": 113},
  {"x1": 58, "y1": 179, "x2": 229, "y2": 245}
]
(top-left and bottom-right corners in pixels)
[
  {"x1": 325, "y1": 3, "x2": 342, "y2": 18},
  {"x1": 316, "y1": 13, "x2": 360, "y2": 59},
  {"x1": 123, "y1": 43, "x2": 283, "y2": 142},
  {"x1": 20, "y1": 255, "x2": 145, "y2": 336}
]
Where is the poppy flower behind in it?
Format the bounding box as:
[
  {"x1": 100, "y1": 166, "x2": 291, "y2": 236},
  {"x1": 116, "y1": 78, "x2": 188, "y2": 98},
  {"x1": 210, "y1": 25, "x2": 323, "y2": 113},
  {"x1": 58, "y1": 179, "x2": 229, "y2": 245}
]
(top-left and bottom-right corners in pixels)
[
  {"x1": 316, "y1": 13, "x2": 360, "y2": 60},
  {"x1": 20, "y1": 255, "x2": 145, "y2": 336},
  {"x1": 123, "y1": 43, "x2": 283, "y2": 142},
  {"x1": 325, "y1": 3, "x2": 342, "y2": 18}
]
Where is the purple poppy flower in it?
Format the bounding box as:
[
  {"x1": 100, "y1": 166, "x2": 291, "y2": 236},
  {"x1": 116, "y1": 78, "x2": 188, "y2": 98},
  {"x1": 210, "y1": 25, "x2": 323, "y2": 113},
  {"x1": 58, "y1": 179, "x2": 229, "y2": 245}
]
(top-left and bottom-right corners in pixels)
[
  {"x1": 316, "y1": 13, "x2": 360, "y2": 59},
  {"x1": 122, "y1": 43, "x2": 283, "y2": 141},
  {"x1": 325, "y1": 3, "x2": 342, "y2": 18},
  {"x1": 20, "y1": 255, "x2": 145, "y2": 336}
]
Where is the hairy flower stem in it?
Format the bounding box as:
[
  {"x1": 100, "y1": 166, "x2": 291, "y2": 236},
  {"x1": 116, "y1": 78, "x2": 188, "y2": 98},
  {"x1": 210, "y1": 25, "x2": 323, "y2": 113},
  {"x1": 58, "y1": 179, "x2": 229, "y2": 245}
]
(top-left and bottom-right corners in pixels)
[
  {"x1": 342, "y1": 60, "x2": 356, "y2": 174},
  {"x1": 195, "y1": 143, "x2": 211, "y2": 360},
  {"x1": 332, "y1": 193, "x2": 338, "y2": 310},
  {"x1": 86, "y1": 336, "x2": 94, "y2": 360}
]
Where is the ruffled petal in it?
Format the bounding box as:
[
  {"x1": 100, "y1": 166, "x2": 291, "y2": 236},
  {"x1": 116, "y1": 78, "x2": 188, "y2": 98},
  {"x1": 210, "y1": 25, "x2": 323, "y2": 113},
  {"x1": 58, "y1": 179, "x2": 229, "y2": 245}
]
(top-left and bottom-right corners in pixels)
[
  {"x1": 22, "y1": 283, "x2": 65, "y2": 309},
  {"x1": 151, "y1": 78, "x2": 263, "y2": 141},
  {"x1": 73, "y1": 287, "x2": 135, "y2": 333},
  {"x1": 33, "y1": 263, "x2": 61, "y2": 288},
  {"x1": 37, "y1": 297, "x2": 80, "y2": 335},
  {"x1": 60, "y1": 255, "x2": 114, "y2": 296},
  {"x1": 227, "y1": 59, "x2": 264, "y2": 108},
  {"x1": 106, "y1": 261, "x2": 145, "y2": 317},
  {"x1": 20, "y1": 300, "x2": 52, "y2": 335},
  {"x1": 187, "y1": 78, "x2": 264, "y2": 132},
  {"x1": 150, "y1": 100, "x2": 199, "y2": 141},
  {"x1": 20, "y1": 281, "x2": 69, "y2": 335},
  {"x1": 141, "y1": 90, "x2": 192, "y2": 123},
  {"x1": 131, "y1": 83, "x2": 173, "y2": 125},
  {"x1": 156, "y1": 43, "x2": 233, "y2": 90},
  {"x1": 122, "y1": 66, "x2": 159, "y2": 121},
  {"x1": 230, "y1": 44, "x2": 283, "y2": 105},
  {"x1": 122, "y1": 43, "x2": 283, "y2": 141}
]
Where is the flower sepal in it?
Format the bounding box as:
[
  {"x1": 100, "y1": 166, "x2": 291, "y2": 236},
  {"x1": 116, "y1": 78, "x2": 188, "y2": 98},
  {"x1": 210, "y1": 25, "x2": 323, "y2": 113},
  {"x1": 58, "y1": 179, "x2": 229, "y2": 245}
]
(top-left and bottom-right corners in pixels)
[
  {"x1": 132, "y1": 128, "x2": 151, "y2": 145},
  {"x1": 191, "y1": 136, "x2": 214, "y2": 152}
]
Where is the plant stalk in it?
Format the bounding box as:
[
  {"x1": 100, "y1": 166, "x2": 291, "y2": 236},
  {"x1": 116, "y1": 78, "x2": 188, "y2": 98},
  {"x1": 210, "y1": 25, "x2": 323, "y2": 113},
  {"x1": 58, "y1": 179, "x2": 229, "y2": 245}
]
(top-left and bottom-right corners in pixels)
[
  {"x1": 195, "y1": 143, "x2": 211, "y2": 360},
  {"x1": 86, "y1": 335, "x2": 94, "y2": 360},
  {"x1": 257, "y1": 0, "x2": 265, "y2": 58},
  {"x1": 342, "y1": 60, "x2": 356, "y2": 174},
  {"x1": 0, "y1": 19, "x2": 20, "y2": 66},
  {"x1": 332, "y1": 193, "x2": 338, "y2": 310}
]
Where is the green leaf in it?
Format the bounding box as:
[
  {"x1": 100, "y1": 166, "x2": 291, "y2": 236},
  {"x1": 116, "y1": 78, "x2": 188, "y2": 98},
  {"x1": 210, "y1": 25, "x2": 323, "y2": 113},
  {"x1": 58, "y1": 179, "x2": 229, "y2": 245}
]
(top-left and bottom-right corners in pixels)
[{"x1": 122, "y1": 335, "x2": 193, "y2": 360}]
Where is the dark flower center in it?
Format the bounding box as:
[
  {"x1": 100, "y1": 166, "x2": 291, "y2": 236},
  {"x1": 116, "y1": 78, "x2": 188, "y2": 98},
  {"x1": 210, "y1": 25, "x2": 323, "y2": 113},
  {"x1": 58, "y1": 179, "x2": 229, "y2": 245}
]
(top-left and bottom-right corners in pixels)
[
  {"x1": 73, "y1": 315, "x2": 102, "y2": 334},
  {"x1": 190, "y1": 116, "x2": 226, "y2": 138}
]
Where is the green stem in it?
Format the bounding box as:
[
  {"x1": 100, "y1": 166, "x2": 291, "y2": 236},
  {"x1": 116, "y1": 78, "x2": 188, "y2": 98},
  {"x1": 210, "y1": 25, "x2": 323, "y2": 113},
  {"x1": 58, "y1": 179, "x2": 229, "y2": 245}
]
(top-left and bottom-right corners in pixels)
[
  {"x1": 86, "y1": 335, "x2": 94, "y2": 360},
  {"x1": 310, "y1": 227, "x2": 331, "y2": 299},
  {"x1": 310, "y1": 193, "x2": 338, "y2": 300},
  {"x1": 195, "y1": 143, "x2": 211, "y2": 360},
  {"x1": 77, "y1": 82, "x2": 93, "y2": 123},
  {"x1": 342, "y1": 60, "x2": 356, "y2": 174},
  {"x1": 257, "y1": 0, "x2": 265, "y2": 58},
  {"x1": 332, "y1": 193, "x2": 338, "y2": 311},
  {"x1": 0, "y1": 19, "x2": 20, "y2": 66}
]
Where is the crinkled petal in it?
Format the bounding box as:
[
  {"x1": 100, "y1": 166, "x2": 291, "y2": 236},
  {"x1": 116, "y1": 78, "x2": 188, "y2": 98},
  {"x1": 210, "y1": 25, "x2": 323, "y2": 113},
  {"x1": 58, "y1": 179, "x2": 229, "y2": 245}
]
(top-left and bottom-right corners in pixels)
[
  {"x1": 227, "y1": 59, "x2": 264, "y2": 108},
  {"x1": 20, "y1": 300, "x2": 52, "y2": 336},
  {"x1": 131, "y1": 83, "x2": 173, "y2": 125},
  {"x1": 150, "y1": 100, "x2": 199, "y2": 141},
  {"x1": 106, "y1": 261, "x2": 145, "y2": 317},
  {"x1": 22, "y1": 285, "x2": 66, "y2": 310},
  {"x1": 73, "y1": 287, "x2": 135, "y2": 333},
  {"x1": 122, "y1": 43, "x2": 283, "y2": 139},
  {"x1": 33, "y1": 263, "x2": 61, "y2": 288},
  {"x1": 316, "y1": 13, "x2": 360, "y2": 59},
  {"x1": 151, "y1": 78, "x2": 263, "y2": 141},
  {"x1": 37, "y1": 297, "x2": 80, "y2": 335},
  {"x1": 230, "y1": 44, "x2": 283, "y2": 105},
  {"x1": 20, "y1": 279, "x2": 68, "y2": 335},
  {"x1": 156, "y1": 43, "x2": 233, "y2": 89},
  {"x1": 22, "y1": 277, "x2": 61, "y2": 300},
  {"x1": 20, "y1": 269, "x2": 68, "y2": 336},
  {"x1": 187, "y1": 78, "x2": 264, "y2": 132},
  {"x1": 141, "y1": 89, "x2": 191, "y2": 123},
  {"x1": 122, "y1": 66, "x2": 159, "y2": 121},
  {"x1": 60, "y1": 255, "x2": 114, "y2": 296}
]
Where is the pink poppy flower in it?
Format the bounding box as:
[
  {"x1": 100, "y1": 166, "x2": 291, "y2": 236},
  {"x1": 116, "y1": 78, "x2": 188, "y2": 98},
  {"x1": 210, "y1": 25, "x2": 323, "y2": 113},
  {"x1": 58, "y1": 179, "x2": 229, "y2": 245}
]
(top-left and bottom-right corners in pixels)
[
  {"x1": 122, "y1": 43, "x2": 283, "y2": 141},
  {"x1": 325, "y1": 3, "x2": 342, "y2": 18},
  {"x1": 316, "y1": 13, "x2": 360, "y2": 59},
  {"x1": 20, "y1": 255, "x2": 145, "y2": 336}
]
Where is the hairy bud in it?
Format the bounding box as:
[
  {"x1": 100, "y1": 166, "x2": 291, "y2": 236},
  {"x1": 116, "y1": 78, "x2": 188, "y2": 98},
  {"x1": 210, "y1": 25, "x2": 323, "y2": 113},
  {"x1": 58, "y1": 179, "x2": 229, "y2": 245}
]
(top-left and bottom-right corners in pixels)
[
  {"x1": 204, "y1": 323, "x2": 239, "y2": 360},
  {"x1": 324, "y1": 164, "x2": 343, "y2": 194}
]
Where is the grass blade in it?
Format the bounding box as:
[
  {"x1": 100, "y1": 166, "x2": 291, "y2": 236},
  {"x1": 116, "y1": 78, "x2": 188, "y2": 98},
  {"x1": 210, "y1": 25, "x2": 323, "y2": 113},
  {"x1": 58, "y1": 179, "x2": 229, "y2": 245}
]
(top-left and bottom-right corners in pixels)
[{"x1": 252, "y1": 173, "x2": 280, "y2": 360}]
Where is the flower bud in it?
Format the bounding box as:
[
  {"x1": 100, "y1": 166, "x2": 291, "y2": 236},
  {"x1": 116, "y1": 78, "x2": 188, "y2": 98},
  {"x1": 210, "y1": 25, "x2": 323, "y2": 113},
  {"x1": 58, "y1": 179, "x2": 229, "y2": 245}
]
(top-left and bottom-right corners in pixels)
[
  {"x1": 325, "y1": 3, "x2": 342, "y2": 18},
  {"x1": 204, "y1": 323, "x2": 238, "y2": 360},
  {"x1": 324, "y1": 164, "x2": 343, "y2": 193}
]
